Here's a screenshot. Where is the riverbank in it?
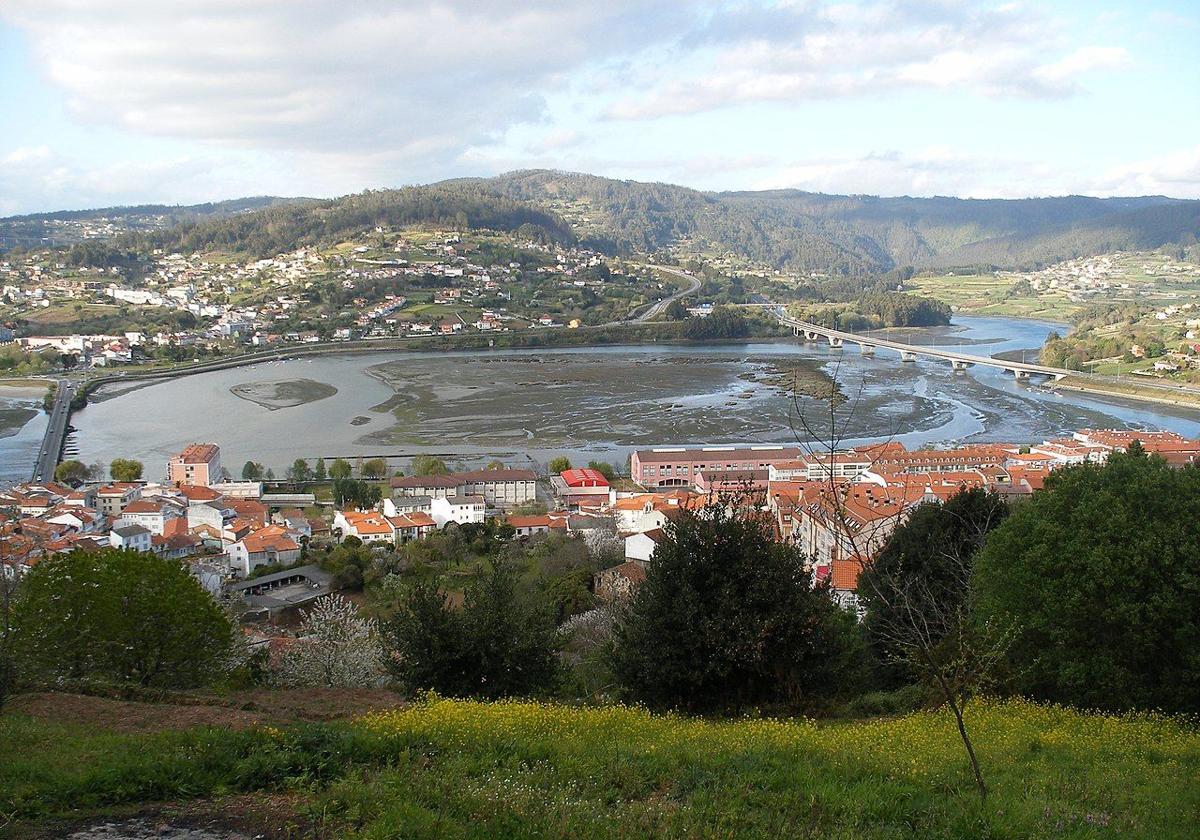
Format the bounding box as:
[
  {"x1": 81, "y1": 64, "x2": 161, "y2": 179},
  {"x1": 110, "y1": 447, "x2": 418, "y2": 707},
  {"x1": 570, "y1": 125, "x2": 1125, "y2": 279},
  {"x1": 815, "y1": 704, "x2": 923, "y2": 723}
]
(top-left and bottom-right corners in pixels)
[{"x1": 1051, "y1": 375, "x2": 1200, "y2": 410}]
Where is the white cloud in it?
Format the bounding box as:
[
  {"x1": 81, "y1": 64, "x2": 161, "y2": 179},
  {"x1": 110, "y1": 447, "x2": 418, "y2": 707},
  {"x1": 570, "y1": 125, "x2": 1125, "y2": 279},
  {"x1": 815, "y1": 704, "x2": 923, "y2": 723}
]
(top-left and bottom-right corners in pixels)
[
  {"x1": 759, "y1": 148, "x2": 1070, "y2": 199},
  {"x1": 1033, "y1": 46, "x2": 1130, "y2": 87},
  {"x1": 607, "y1": 2, "x2": 1132, "y2": 119},
  {"x1": 1092, "y1": 145, "x2": 1200, "y2": 198},
  {"x1": 0, "y1": 145, "x2": 269, "y2": 214},
  {"x1": 2, "y1": 1, "x2": 687, "y2": 161}
]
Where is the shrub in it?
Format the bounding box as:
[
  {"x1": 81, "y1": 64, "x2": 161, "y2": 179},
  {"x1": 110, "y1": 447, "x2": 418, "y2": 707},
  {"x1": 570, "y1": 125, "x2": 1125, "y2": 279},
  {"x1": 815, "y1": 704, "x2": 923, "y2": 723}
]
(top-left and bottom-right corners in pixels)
[
  {"x1": 973, "y1": 447, "x2": 1200, "y2": 713},
  {"x1": 608, "y1": 497, "x2": 869, "y2": 713},
  {"x1": 11, "y1": 549, "x2": 233, "y2": 688},
  {"x1": 383, "y1": 561, "x2": 559, "y2": 698}
]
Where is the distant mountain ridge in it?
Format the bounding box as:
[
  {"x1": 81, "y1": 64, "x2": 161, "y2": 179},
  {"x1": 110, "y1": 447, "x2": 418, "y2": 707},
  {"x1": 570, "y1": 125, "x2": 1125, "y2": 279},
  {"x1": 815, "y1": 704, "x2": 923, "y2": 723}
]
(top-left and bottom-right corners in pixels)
[
  {"x1": 3, "y1": 170, "x2": 1197, "y2": 274},
  {"x1": 468, "y1": 170, "x2": 1198, "y2": 272}
]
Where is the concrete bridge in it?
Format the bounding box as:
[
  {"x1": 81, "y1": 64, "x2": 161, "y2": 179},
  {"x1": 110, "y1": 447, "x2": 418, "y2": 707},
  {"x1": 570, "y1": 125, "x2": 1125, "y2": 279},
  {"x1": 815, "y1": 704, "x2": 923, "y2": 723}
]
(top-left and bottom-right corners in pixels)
[
  {"x1": 32, "y1": 378, "x2": 75, "y2": 482},
  {"x1": 777, "y1": 314, "x2": 1070, "y2": 382}
]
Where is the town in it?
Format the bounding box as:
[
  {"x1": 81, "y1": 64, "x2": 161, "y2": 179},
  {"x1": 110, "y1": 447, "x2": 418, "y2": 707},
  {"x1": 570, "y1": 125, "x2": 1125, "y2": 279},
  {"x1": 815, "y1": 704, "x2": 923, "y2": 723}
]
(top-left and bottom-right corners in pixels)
[
  {"x1": 0, "y1": 228, "x2": 689, "y2": 371},
  {"x1": 3, "y1": 428, "x2": 1195, "y2": 631}
]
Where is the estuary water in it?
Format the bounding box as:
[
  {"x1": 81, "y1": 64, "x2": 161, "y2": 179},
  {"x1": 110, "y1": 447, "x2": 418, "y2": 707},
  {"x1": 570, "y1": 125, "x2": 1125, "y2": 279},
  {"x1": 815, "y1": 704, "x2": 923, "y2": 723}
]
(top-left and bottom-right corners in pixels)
[{"x1": 39, "y1": 315, "x2": 1200, "y2": 478}]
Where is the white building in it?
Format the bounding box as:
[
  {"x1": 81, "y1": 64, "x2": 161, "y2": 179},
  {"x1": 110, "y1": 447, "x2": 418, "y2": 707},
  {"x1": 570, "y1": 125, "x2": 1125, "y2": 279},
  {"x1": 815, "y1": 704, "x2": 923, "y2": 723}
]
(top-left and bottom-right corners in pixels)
[{"x1": 109, "y1": 524, "x2": 152, "y2": 553}]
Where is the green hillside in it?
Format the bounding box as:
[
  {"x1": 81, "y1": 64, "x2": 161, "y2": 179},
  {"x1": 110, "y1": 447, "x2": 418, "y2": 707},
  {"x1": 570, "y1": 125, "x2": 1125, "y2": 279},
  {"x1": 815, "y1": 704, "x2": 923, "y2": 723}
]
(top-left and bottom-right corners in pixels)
[
  {"x1": 5, "y1": 169, "x2": 1198, "y2": 274},
  {"x1": 474, "y1": 170, "x2": 1198, "y2": 272},
  {"x1": 2, "y1": 694, "x2": 1197, "y2": 838}
]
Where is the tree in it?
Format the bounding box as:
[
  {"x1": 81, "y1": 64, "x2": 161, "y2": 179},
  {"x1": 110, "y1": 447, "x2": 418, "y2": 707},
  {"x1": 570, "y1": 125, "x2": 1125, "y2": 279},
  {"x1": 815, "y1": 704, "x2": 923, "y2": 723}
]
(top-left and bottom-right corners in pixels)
[
  {"x1": 276, "y1": 595, "x2": 383, "y2": 687},
  {"x1": 0, "y1": 575, "x2": 14, "y2": 709},
  {"x1": 54, "y1": 459, "x2": 89, "y2": 487},
  {"x1": 313, "y1": 458, "x2": 327, "y2": 481},
  {"x1": 10, "y1": 549, "x2": 233, "y2": 688},
  {"x1": 485, "y1": 460, "x2": 506, "y2": 470},
  {"x1": 332, "y1": 479, "x2": 382, "y2": 510},
  {"x1": 608, "y1": 496, "x2": 867, "y2": 713},
  {"x1": 329, "y1": 458, "x2": 353, "y2": 480},
  {"x1": 109, "y1": 458, "x2": 143, "y2": 482},
  {"x1": 288, "y1": 458, "x2": 312, "y2": 484},
  {"x1": 411, "y1": 455, "x2": 449, "y2": 476},
  {"x1": 664, "y1": 299, "x2": 688, "y2": 321},
  {"x1": 859, "y1": 488, "x2": 1010, "y2": 687},
  {"x1": 787, "y1": 359, "x2": 1002, "y2": 801},
  {"x1": 362, "y1": 458, "x2": 388, "y2": 480},
  {"x1": 265, "y1": 468, "x2": 276, "y2": 481},
  {"x1": 384, "y1": 561, "x2": 560, "y2": 699},
  {"x1": 855, "y1": 488, "x2": 1014, "y2": 801},
  {"x1": 241, "y1": 461, "x2": 264, "y2": 481},
  {"x1": 974, "y1": 449, "x2": 1200, "y2": 714},
  {"x1": 586, "y1": 460, "x2": 616, "y2": 481},
  {"x1": 548, "y1": 456, "x2": 572, "y2": 474}
]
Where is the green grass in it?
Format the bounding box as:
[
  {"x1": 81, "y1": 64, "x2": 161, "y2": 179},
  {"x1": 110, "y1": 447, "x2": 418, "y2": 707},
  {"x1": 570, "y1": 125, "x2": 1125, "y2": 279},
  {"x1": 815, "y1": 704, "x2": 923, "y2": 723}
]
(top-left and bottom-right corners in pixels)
[
  {"x1": 906, "y1": 274, "x2": 1080, "y2": 322},
  {"x1": 1, "y1": 696, "x2": 1196, "y2": 837}
]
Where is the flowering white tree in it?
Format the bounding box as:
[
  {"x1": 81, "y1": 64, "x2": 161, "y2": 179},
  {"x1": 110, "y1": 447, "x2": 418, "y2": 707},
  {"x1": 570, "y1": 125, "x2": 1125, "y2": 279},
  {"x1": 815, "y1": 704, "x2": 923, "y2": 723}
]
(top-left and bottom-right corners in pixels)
[{"x1": 277, "y1": 594, "x2": 385, "y2": 688}]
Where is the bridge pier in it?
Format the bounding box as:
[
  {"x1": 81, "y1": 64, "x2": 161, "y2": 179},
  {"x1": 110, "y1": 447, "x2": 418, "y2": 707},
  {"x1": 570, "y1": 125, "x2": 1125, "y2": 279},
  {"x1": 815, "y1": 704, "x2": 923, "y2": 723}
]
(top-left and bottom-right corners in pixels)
[
  {"x1": 805, "y1": 330, "x2": 821, "y2": 341},
  {"x1": 951, "y1": 359, "x2": 972, "y2": 371},
  {"x1": 858, "y1": 343, "x2": 875, "y2": 356},
  {"x1": 828, "y1": 336, "x2": 843, "y2": 348},
  {"x1": 1009, "y1": 369, "x2": 1030, "y2": 381},
  {"x1": 900, "y1": 351, "x2": 918, "y2": 362}
]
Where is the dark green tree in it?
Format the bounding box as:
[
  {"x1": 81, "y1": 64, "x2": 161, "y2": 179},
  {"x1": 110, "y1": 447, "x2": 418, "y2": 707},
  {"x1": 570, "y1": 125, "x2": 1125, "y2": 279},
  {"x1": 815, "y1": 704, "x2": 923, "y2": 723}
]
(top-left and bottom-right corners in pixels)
[
  {"x1": 10, "y1": 549, "x2": 233, "y2": 688},
  {"x1": 332, "y1": 478, "x2": 382, "y2": 510},
  {"x1": 241, "y1": 460, "x2": 264, "y2": 481},
  {"x1": 586, "y1": 460, "x2": 616, "y2": 480},
  {"x1": 384, "y1": 561, "x2": 559, "y2": 699},
  {"x1": 288, "y1": 458, "x2": 311, "y2": 484},
  {"x1": 608, "y1": 498, "x2": 867, "y2": 713},
  {"x1": 313, "y1": 458, "x2": 327, "y2": 481},
  {"x1": 859, "y1": 488, "x2": 1010, "y2": 686},
  {"x1": 974, "y1": 448, "x2": 1200, "y2": 713}
]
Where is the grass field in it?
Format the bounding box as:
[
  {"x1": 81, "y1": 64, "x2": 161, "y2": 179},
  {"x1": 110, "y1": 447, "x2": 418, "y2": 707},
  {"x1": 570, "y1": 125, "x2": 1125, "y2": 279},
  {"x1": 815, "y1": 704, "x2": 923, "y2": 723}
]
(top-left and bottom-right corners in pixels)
[
  {"x1": 905, "y1": 274, "x2": 1080, "y2": 322},
  {"x1": 1, "y1": 694, "x2": 1196, "y2": 838}
]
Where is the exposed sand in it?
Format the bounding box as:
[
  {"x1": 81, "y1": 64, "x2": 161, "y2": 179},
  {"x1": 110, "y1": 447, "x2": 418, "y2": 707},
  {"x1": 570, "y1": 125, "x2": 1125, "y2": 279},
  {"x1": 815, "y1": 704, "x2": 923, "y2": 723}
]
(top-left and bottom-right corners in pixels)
[{"x1": 229, "y1": 378, "x2": 337, "y2": 410}]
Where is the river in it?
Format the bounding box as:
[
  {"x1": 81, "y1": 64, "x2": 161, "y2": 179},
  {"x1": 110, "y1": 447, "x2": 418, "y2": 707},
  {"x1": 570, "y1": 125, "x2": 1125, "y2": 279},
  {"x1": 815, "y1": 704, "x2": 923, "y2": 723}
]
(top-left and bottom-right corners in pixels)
[{"x1": 11, "y1": 315, "x2": 1200, "y2": 482}]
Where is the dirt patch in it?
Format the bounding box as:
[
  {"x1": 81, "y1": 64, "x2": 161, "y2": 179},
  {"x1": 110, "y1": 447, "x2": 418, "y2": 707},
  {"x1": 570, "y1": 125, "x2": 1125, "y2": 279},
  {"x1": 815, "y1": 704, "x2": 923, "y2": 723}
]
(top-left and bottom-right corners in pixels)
[
  {"x1": 4, "y1": 692, "x2": 269, "y2": 733},
  {"x1": 4, "y1": 688, "x2": 407, "y2": 733},
  {"x1": 11, "y1": 793, "x2": 318, "y2": 840}
]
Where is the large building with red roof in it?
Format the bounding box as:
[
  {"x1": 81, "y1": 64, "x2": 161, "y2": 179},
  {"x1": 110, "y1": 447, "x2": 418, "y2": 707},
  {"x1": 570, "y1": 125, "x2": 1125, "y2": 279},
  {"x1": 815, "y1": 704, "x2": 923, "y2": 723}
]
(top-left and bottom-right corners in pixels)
[{"x1": 167, "y1": 443, "x2": 222, "y2": 487}]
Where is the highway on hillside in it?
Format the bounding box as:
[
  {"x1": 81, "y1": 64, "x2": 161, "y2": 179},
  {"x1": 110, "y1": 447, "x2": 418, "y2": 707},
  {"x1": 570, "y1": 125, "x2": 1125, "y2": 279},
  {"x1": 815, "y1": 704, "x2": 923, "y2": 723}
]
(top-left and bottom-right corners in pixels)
[
  {"x1": 32, "y1": 378, "x2": 75, "y2": 483},
  {"x1": 633, "y1": 266, "x2": 702, "y2": 322}
]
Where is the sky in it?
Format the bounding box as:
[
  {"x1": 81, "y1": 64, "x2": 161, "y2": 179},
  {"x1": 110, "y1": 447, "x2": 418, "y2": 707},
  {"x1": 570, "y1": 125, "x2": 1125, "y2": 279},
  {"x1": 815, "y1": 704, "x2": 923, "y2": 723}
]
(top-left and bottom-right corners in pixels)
[{"x1": 0, "y1": 0, "x2": 1198, "y2": 215}]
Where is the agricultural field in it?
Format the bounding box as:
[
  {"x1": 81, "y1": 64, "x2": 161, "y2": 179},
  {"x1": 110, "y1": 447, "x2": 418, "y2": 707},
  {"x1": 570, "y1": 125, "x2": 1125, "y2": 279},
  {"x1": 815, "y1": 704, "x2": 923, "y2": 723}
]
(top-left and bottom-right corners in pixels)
[
  {"x1": 1, "y1": 693, "x2": 1196, "y2": 838},
  {"x1": 907, "y1": 250, "x2": 1200, "y2": 324},
  {"x1": 904, "y1": 273, "x2": 1080, "y2": 321}
]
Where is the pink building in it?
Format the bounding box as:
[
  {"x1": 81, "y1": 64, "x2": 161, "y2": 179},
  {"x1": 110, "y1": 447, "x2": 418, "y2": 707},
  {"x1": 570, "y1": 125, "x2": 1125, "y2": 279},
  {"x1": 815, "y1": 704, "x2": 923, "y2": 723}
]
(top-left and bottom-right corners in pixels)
[
  {"x1": 631, "y1": 445, "x2": 802, "y2": 489},
  {"x1": 167, "y1": 443, "x2": 222, "y2": 487}
]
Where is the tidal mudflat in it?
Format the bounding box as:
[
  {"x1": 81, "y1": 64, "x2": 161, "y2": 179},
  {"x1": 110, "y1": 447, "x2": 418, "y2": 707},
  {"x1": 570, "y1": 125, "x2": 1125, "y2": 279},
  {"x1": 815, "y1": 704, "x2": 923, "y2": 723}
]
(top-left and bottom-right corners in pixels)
[
  {"x1": 230, "y1": 378, "x2": 338, "y2": 411},
  {"x1": 66, "y1": 317, "x2": 1200, "y2": 474}
]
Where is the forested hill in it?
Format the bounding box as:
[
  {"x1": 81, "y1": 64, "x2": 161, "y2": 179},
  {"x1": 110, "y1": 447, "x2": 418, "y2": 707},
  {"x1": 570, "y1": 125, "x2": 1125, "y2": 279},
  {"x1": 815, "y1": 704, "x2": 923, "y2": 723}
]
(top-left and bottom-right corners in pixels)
[
  {"x1": 4, "y1": 169, "x2": 1198, "y2": 274},
  {"x1": 0, "y1": 196, "x2": 302, "y2": 249},
  {"x1": 468, "y1": 170, "x2": 1198, "y2": 272}
]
